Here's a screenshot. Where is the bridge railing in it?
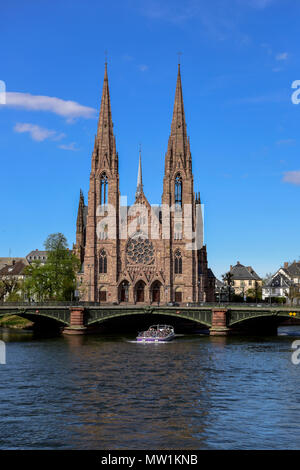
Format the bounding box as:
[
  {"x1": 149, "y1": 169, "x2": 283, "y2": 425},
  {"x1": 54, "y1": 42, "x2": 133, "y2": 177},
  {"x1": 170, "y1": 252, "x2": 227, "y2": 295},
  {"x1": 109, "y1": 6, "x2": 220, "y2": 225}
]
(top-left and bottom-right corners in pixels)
[
  {"x1": 0, "y1": 301, "x2": 102, "y2": 307},
  {"x1": 0, "y1": 301, "x2": 296, "y2": 309}
]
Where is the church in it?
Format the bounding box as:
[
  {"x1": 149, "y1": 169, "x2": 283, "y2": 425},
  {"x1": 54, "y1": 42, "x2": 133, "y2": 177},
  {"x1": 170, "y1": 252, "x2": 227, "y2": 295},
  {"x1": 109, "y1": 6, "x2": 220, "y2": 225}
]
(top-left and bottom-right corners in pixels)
[{"x1": 74, "y1": 63, "x2": 215, "y2": 304}]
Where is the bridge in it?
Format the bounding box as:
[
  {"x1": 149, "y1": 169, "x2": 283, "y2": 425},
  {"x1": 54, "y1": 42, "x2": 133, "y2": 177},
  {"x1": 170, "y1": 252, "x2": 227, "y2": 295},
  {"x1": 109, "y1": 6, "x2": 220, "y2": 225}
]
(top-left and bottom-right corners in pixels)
[{"x1": 1, "y1": 302, "x2": 300, "y2": 335}]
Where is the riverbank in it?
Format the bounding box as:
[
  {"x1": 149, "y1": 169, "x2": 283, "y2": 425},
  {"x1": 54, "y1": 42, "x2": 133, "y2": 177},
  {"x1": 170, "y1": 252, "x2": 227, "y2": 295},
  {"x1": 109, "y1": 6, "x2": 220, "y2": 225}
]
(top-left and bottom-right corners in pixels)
[{"x1": 0, "y1": 315, "x2": 33, "y2": 329}]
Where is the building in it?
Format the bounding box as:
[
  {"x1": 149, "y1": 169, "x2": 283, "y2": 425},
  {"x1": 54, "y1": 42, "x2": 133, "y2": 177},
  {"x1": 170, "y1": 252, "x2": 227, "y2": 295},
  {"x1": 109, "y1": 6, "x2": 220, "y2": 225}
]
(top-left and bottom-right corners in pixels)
[
  {"x1": 26, "y1": 250, "x2": 48, "y2": 265},
  {"x1": 262, "y1": 261, "x2": 300, "y2": 304},
  {"x1": 74, "y1": 63, "x2": 215, "y2": 304},
  {"x1": 262, "y1": 271, "x2": 293, "y2": 302},
  {"x1": 0, "y1": 257, "x2": 28, "y2": 271},
  {"x1": 282, "y1": 261, "x2": 300, "y2": 285},
  {"x1": 226, "y1": 261, "x2": 262, "y2": 297},
  {"x1": 215, "y1": 278, "x2": 229, "y2": 302},
  {"x1": 0, "y1": 259, "x2": 27, "y2": 301}
]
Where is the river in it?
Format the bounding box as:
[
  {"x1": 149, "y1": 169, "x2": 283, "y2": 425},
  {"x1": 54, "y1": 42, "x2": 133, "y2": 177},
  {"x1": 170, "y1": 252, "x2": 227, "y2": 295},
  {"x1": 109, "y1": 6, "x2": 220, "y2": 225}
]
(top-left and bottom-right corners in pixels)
[{"x1": 0, "y1": 326, "x2": 299, "y2": 450}]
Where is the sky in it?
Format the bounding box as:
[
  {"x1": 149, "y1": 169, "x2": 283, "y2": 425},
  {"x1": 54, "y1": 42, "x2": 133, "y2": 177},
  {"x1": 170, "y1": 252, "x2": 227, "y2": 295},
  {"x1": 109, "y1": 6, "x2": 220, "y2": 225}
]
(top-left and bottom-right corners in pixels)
[{"x1": 0, "y1": 0, "x2": 299, "y2": 279}]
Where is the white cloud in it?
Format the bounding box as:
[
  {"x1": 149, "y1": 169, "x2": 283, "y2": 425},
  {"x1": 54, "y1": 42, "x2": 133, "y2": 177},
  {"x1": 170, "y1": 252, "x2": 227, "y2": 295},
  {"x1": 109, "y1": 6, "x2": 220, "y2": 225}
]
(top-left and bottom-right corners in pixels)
[
  {"x1": 276, "y1": 52, "x2": 288, "y2": 61},
  {"x1": 14, "y1": 123, "x2": 65, "y2": 142},
  {"x1": 58, "y1": 142, "x2": 79, "y2": 151},
  {"x1": 6, "y1": 92, "x2": 96, "y2": 121},
  {"x1": 283, "y1": 171, "x2": 300, "y2": 186}
]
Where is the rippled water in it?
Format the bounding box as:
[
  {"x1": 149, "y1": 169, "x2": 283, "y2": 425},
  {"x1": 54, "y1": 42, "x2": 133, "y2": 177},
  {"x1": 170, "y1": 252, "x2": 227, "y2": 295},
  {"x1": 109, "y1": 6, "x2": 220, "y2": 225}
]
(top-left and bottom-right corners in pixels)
[{"x1": 0, "y1": 327, "x2": 300, "y2": 450}]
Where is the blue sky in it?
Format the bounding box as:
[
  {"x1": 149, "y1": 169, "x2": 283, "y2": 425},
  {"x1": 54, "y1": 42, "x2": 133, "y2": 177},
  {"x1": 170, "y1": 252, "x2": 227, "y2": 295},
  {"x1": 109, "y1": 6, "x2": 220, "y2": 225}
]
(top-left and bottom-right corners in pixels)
[{"x1": 0, "y1": 0, "x2": 299, "y2": 279}]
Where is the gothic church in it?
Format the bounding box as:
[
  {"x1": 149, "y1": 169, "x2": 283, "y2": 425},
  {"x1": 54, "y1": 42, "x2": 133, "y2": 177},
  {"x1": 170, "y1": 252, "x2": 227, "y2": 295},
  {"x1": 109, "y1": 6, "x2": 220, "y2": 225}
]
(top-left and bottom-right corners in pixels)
[{"x1": 74, "y1": 63, "x2": 215, "y2": 304}]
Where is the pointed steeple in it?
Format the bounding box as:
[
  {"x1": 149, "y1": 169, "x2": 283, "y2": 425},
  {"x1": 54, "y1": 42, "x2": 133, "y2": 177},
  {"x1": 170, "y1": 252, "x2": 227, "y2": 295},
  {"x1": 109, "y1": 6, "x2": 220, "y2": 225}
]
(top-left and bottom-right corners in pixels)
[
  {"x1": 170, "y1": 64, "x2": 186, "y2": 138},
  {"x1": 92, "y1": 63, "x2": 118, "y2": 174},
  {"x1": 76, "y1": 189, "x2": 85, "y2": 233},
  {"x1": 164, "y1": 63, "x2": 192, "y2": 176},
  {"x1": 135, "y1": 145, "x2": 143, "y2": 198}
]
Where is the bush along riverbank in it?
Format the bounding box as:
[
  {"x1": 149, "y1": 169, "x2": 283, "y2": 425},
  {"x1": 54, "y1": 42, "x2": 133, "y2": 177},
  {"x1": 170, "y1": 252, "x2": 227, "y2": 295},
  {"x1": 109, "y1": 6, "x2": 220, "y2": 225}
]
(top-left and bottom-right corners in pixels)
[{"x1": 0, "y1": 315, "x2": 33, "y2": 329}]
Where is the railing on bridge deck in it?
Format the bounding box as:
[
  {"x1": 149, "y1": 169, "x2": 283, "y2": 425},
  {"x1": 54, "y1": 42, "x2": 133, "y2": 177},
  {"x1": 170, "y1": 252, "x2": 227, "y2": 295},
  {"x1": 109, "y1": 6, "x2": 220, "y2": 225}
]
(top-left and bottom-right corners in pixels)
[
  {"x1": 0, "y1": 301, "x2": 299, "y2": 309},
  {"x1": 0, "y1": 300, "x2": 300, "y2": 309}
]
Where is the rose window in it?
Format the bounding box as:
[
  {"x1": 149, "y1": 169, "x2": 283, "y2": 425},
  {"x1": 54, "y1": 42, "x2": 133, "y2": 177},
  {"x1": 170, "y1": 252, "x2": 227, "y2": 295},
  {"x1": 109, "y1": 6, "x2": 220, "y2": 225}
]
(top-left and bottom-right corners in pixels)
[{"x1": 126, "y1": 236, "x2": 155, "y2": 265}]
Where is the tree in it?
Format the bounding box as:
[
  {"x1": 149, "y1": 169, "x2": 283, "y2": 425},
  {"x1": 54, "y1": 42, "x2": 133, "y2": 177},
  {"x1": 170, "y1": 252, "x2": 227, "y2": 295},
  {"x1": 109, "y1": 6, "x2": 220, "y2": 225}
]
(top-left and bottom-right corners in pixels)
[
  {"x1": 286, "y1": 284, "x2": 300, "y2": 305},
  {"x1": 222, "y1": 271, "x2": 234, "y2": 302},
  {"x1": 247, "y1": 281, "x2": 262, "y2": 302},
  {"x1": 0, "y1": 278, "x2": 22, "y2": 301},
  {"x1": 23, "y1": 233, "x2": 80, "y2": 301}
]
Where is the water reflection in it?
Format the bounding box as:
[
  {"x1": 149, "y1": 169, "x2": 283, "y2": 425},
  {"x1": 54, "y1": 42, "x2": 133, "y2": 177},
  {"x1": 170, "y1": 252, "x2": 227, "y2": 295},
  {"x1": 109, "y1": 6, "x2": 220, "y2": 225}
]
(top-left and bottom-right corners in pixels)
[{"x1": 0, "y1": 327, "x2": 300, "y2": 449}]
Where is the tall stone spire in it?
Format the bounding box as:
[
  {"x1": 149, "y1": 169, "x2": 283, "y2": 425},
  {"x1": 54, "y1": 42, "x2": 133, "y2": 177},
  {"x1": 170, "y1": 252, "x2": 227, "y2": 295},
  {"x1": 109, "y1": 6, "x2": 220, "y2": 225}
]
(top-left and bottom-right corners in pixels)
[
  {"x1": 164, "y1": 63, "x2": 192, "y2": 176},
  {"x1": 83, "y1": 63, "x2": 120, "y2": 302},
  {"x1": 135, "y1": 146, "x2": 143, "y2": 198},
  {"x1": 76, "y1": 189, "x2": 85, "y2": 233},
  {"x1": 92, "y1": 62, "x2": 118, "y2": 174},
  {"x1": 75, "y1": 189, "x2": 86, "y2": 265}
]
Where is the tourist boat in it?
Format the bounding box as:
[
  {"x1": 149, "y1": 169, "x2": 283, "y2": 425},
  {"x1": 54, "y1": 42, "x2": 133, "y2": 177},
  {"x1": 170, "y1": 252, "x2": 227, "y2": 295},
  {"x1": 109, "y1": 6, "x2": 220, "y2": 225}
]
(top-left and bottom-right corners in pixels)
[{"x1": 136, "y1": 324, "x2": 175, "y2": 342}]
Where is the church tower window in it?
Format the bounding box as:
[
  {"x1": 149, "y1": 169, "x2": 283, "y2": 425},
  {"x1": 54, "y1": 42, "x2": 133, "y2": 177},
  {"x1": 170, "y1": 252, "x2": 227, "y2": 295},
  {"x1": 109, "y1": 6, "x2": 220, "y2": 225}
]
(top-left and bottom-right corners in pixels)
[
  {"x1": 100, "y1": 173, "x2": 108, "y2": 205},
  {"x1": 99, "y1": 249, "x2": 107, "y2": 273},
  {"x1": 175, "y1": 174, "x2": 182, "y2": 207},
  {"x1": 174, "y1": 249, "x2": 182, "y2": 274}
]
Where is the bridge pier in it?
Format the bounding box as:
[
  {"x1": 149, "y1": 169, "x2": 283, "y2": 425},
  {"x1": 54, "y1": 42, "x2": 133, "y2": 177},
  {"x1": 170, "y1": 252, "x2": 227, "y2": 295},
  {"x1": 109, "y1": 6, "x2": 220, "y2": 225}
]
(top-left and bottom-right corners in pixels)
[
  {"x1": 63, "y1": 307, "x2": 87, "y2": 335},
  {"x1": 210, "y1": 308, "x2": 232, "y2": 336}
]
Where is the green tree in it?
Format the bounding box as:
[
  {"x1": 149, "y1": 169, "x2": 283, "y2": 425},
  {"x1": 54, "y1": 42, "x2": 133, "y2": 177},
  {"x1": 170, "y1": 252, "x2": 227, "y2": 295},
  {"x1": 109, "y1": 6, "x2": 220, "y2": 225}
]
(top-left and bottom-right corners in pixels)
[
  {"x1": 23, "y1": 233, "x2": 80, "y2": 301},
  {"x1": 247, "y1": 281, "x2": 262, "y2": 302},
  {"x1": 0, "y1": 278, "x2": 21, "y2": 301},
  {"x1": 222, "y1": 271, "x2": 234, "y2": 302},
  {"x1": 285, "y1": 285, "x2": 300, "y2": 305}
]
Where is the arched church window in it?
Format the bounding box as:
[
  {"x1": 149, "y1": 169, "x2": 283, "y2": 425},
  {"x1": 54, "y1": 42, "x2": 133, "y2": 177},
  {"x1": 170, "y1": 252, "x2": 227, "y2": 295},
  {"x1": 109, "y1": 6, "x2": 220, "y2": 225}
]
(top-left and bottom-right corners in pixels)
[
  {"x1": 175, "y1": 174, "x2": 182, "y2": 207},
  {"x1": 99, "y1": 249, "x2": 107, "y2": 273},
  {"x1": 100, "y1": 173, "x2": 108, "y2": 205},
  {"x1": 174, "y1": 249, "x2": 182, "y2": 274}
]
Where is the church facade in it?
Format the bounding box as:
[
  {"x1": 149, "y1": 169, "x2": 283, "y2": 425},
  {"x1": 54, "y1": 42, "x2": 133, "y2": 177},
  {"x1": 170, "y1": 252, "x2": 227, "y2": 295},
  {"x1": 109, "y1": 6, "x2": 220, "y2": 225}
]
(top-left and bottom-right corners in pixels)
[{"x1": 74, "y1": 64, "x2": 215, "y2": 304}]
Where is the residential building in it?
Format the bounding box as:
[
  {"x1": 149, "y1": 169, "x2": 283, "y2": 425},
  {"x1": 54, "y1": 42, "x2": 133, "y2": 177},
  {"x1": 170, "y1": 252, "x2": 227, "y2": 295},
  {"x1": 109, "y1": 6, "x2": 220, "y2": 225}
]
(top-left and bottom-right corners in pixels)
[{"x1": 226, "y1": 261, "x2": 262, "y2": 297}]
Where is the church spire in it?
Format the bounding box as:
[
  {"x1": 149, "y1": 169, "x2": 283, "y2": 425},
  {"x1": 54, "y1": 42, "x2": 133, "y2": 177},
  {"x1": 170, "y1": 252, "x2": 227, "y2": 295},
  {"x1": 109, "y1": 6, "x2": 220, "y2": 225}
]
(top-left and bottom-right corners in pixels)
[
  {"x1": 76, "y1": 189, "x2": 85, "y2": 233},
  {"x1": 92, "y1": 62, "x2": 118, "y2": 173},
  {"x1": 170, "y1": 64, "x2": 186, "y2": 139},
  {"x1": 135, "y1": 145, "x2": 143, "y2": 198},
  {"x1": 164, "y1": 63, "x2": 192, "y2": 176}
]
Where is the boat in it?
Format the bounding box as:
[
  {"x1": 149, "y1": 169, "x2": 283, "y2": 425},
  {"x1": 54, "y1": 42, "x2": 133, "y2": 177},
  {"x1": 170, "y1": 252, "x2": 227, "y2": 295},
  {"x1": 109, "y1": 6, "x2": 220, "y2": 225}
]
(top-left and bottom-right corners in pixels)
[{"x1": 136, "y1": 324, "x2": 175, "y2": 342}]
